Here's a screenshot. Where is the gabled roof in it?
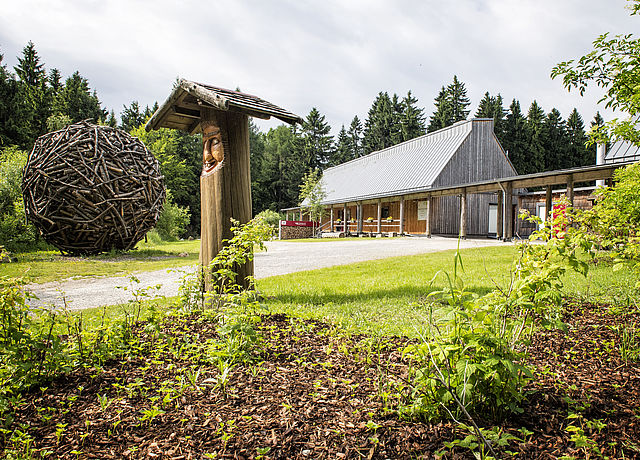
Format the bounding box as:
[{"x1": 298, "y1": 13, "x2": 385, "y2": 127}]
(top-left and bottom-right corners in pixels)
[
  {"x1": 605, "y1": 139, "x2": 640, "y2": 164},
  {"x1": 146, "y1": 79, "x2": 302, "y2": 133},
  {"x1": 317, "y1": 119, "x2": 479, "y2": 204}
]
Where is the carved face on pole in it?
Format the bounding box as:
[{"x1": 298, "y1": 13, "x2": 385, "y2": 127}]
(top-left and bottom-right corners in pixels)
[{"x1": 202, "y1": 124, "x2": 224, "y2": 176}]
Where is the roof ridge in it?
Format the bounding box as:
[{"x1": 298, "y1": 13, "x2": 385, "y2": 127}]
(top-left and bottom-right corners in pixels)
[{"x1": 323, "y1": 118, "x2": 478, "y2": 172}]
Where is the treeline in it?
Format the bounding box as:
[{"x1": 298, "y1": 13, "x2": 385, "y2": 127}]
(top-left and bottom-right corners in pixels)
[
  {"x1": 250, "y1": 75, "x2": 603, "y2": 214},
  {"x1": 1, "y1": 42, "x2": 604, "y2": 245}
]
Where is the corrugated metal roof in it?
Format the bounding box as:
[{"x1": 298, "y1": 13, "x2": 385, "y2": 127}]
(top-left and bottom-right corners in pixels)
[
  {"x1": 604, "y1": 139, "x2": 640, "y2": 164},
  {"x1": 317, "y1": 120, "x2": 473, "y2": 204}
]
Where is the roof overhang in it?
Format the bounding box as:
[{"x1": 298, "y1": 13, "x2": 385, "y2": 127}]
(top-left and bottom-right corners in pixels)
[
  {"x1": 283, "y1": 161, "x2": 633, "y2": 210},
  {"x1": 146, "y1": 79, "x2": 303, "y2": 134}
]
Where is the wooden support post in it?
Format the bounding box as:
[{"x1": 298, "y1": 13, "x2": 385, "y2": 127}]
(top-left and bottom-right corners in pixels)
[
  {"x1": 545, "y1": 185, "x2": 553, "y2": 223},
  {"x1": 504, "y1": 183, "x2": 513, "y2": 241},
  {"x1": 425, "y1": 196, "x2": 432, "y2": 238},
  {"x1": 496, "y1": 191, "x2": 503, "y2": 239},
  {"x1": 567, "y1": 175, "x2": 574, "y2": 206},
  {"x1": 460, "y1": 190, "x2": 467, "y2": 239},
  {"x1": 299, "y1": 209, "x2": 303, "y2": 221},
  {"x1": 200, "y1": 109, "x2": 252, "y2": 290},
  {"x1": 330, "y1": 208, "x2": 334, "y2": 232},
  {"x1": 376, "y1": 200, "x2": 382, "y2": 234},
  {"x1": 399, "y1": 197, "x2": 405, "y2": 235},
  {"x1": 357, "y1": 202, "x2": 363, "y2": 234},
  {"x1": 343, "y1": 203, "x2": 348, "y2": 234}
]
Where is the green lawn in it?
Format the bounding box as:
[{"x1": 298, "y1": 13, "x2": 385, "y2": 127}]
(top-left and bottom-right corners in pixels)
[
  {"x1": 256, "y1": 246, "x2": 638, "y2": 337},
  {"x1": 1, "y1": 239, "x2": 200, "y2": 285}
]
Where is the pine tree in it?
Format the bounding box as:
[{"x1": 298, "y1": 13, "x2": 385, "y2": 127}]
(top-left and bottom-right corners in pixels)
[
  {"x1": 566, "y1": 108, "x2": 592, "y2": 167},
  {"x1": 0, "y1": 51, "x2": 31, "y2": 148},
  {"x1": 14, "y1": 41, "x2": 50, "y2": 140},
  {"x1": 14, "y1": 41, "x2": 45, "y2": 87},
  {"x1": 249, "y1": 119, "x2": 266, "y2": 215},
  {"x1": 502, "y1": 99, "x2": 528, "y2": 174},
  {"x1": 447, "y1": 75, "x2": 470, "y2": 123},
  {"x1": 301, "y1": 107, "x2": 334, "y2": 170},
  {"x1": 348, "y1": 115, "x2": 363, "y2": 158},
  {"x1": 332, "y1": 125, "x2": 352, "y2": 166},
  {"x1": 427, "y1": 86, "x2": 452, "y2": 133},
  {"x1": 524, "y1": 101, "x2": 546, "y2": 174},
  {"x1": 474, "y1": 92, "x2": 506, "y2": 136},
  {"x1": 400, "y1": 90, "x2": 426, "y2": 141},
  {"x1": 120, "y1": 101, "x2": 146, "y2": 132},
  {"x1": 543, "y1": 108, "x2": 570, "y2": 170},
  {"x1": 363, "y1": 92, "x2": 398, "y2": 154},
  {"x1": 57, "y1": 71, "x2": 105, "y2": 123}
]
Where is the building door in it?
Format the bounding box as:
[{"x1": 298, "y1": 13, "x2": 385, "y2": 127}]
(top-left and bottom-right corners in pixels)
[
  {"x1": 537, "y1": 204, "x2": 546, "y2": 230},
  {"x1": 488, "y1": 204, "x2": 497, "y2": 235}
]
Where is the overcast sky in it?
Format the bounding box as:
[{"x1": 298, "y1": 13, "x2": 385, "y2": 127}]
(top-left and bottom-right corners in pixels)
[{"x1": 1, "y1": 0, "x2": 637, "y2": 134}]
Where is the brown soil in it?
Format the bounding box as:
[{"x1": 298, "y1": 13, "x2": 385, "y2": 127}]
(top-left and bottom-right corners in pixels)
[{"x1": 3, "y1": 301, "x2": 640, "y2": 459}]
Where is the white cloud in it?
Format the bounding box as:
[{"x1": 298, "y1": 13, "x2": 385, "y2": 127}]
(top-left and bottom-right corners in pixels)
[{"x1": 0, "y1": 0, "x2": 636, "y2": 132}]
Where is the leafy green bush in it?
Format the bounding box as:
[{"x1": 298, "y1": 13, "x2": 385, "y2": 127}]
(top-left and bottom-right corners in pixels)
[
  {"x1": 153, "y1": 190, "x2": 190, "y2": 241},
  {"x1": 0, "y1": 146, "x2": 46, "y2": 252},
  {"x1": 579, "y1": 162, "x2": 640, "y2": 262},
  {"x1": 403, "y1": 208, "x2": 589, "y2": 423},
  {"x1": 254, "y1": 209, "x2": 283, "y2": 229}
]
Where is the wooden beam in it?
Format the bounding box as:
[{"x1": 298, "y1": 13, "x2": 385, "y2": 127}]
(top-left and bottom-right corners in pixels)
[
  {"x1": 460, "y1": 190, "x2": 467, "y2": 239},
  {"x1": 376, "y1": 200, "x2": 382, "y2": 234},
  {"x1": 496, "y1": 192, "x2": 503, "y2": 239},
  {"x1": 172, "y1": 105, "x2": 201, "y2": 119},
  {"x1": 330, "y1": 208, "x2": 334, "y2": 232},
  {"x1": 425, "y1": 196, "x2": 432, "y2": 238},
  {"x1": 504, "y1": 183, "x2": 513, "y2": 241},
  {"x1": 343, "y1": 203, "x2": 348, "y2": 234},
  {"x1": 545, "y1": 185, "x2": 552, "y2": 223},
  {"x1": 357, "y1": 202, "x2": 363, "y2": 233},
  {"x1": 399, "y1": 196, "x2": 405, "y2": 235},
  {"x1": 567, "y1": 174, "x2": 574, "y2": 206}
]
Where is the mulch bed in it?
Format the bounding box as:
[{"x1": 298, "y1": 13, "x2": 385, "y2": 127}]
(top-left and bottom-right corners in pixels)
[{"x1": 3, "y1": 301, "x2": 640, "y2": 459}]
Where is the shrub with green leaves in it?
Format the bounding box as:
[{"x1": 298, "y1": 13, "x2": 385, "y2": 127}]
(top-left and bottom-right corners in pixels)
[
  {"x1": 153, "y1": 189, "x2": 190, "y2": 241},
  {"x1": 0, "y1": 146, "x2": 44, "y2": 252},
  {"x1": 254, "y1": 209, "x2": 283, "y2": 229},
  {"x1": 403, "y1": 207, "x2": 589, "y2": 422},
  {"x1": 579, "y1": 162, "x2": 640, "y2": 262}
]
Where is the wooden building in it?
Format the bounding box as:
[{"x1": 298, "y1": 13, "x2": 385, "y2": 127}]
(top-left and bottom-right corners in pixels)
[{"x1": 298, "y1": 119, "x2": 517, "y2": 237}]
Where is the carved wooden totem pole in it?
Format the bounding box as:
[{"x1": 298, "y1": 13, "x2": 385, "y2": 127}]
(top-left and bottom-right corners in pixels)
[{"x1": 146, "y1": 80, "x2": 301, "y2": 291}]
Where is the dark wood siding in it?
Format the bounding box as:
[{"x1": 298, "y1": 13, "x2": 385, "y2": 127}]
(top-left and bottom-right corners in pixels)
[{"x1": 433, "y1": 120, "x2": 515, "y2": 188}]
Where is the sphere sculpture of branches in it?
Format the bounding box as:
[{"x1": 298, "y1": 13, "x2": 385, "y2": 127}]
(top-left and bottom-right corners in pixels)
[{"x1": 22, "y1": 120, "x2": 165, "y2": 254}]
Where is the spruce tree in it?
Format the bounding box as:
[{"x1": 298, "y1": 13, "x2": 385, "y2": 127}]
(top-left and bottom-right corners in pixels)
[
  {"x1": 363, "y1": 92, "x2": 397, "y2": 154},
  {"x1": 301, "y1": 107, "x2": 334, "y2": 170},
  {"x1": 120, "y1": 101, "x2": 146, "y2": 132},
  {"x1": 475, "y1": 91, "x2": 506, "y2": 139},
  {"x1": 524, "y1": 101, "x2": 546, "y2": 174},
  {"x1": 14, "y1": 41, "x2": 50, "y2": 140},
  {"x1": 566, "y1": 108, "x2": 592, "y2": 167},
  {"x1": 447, "y1": 75, "x2": 470, "y2": 123},
  {"x1": 400, "y1": 90, "x2": 426, "y2": 141},
  {"x1": 427, "y1": 86, "x2": 452, "y2": 133},
  {"x1": 332, "y1": 125, "x2": 352, "y2": 166},
  {"x1": 57, "y1": 71, "x2": 105, "y2": 123},
  {"x1": 348, "y1": 115, "x2": 363, "y2": 158},
  {"x1": 543, "y1": 108, "x2": 570, "y2": 170},
  {"x1": 0, "y1": 51, "x2": 31, "y2": 148},
  {"x1": 502, "y1": 99, "x2": 528, "y2": 174}
]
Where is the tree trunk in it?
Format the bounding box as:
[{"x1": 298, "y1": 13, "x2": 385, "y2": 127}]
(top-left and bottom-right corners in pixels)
[{"x1": 200, "y1": 109, "x2": 253, "y2": 290}]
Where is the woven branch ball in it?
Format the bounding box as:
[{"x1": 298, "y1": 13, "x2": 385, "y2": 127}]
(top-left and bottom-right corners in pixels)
[{"x1": 22, "y1": 120, "x2": 166, "y2": 254}]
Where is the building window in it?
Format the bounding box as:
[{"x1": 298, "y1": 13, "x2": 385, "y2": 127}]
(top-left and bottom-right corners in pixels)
[{"x1": 381, "y1": 206, "x2": 390, "y2": 219}]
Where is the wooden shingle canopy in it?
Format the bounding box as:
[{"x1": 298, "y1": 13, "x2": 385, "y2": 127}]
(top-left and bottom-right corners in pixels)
[{"x1": 145, "y1": 78, "x2": 303, "y2": 133}]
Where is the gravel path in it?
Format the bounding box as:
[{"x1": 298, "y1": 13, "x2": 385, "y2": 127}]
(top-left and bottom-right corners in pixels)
[{"x1": 26, "y1": 236, "x2": 507, "y2": 310}]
